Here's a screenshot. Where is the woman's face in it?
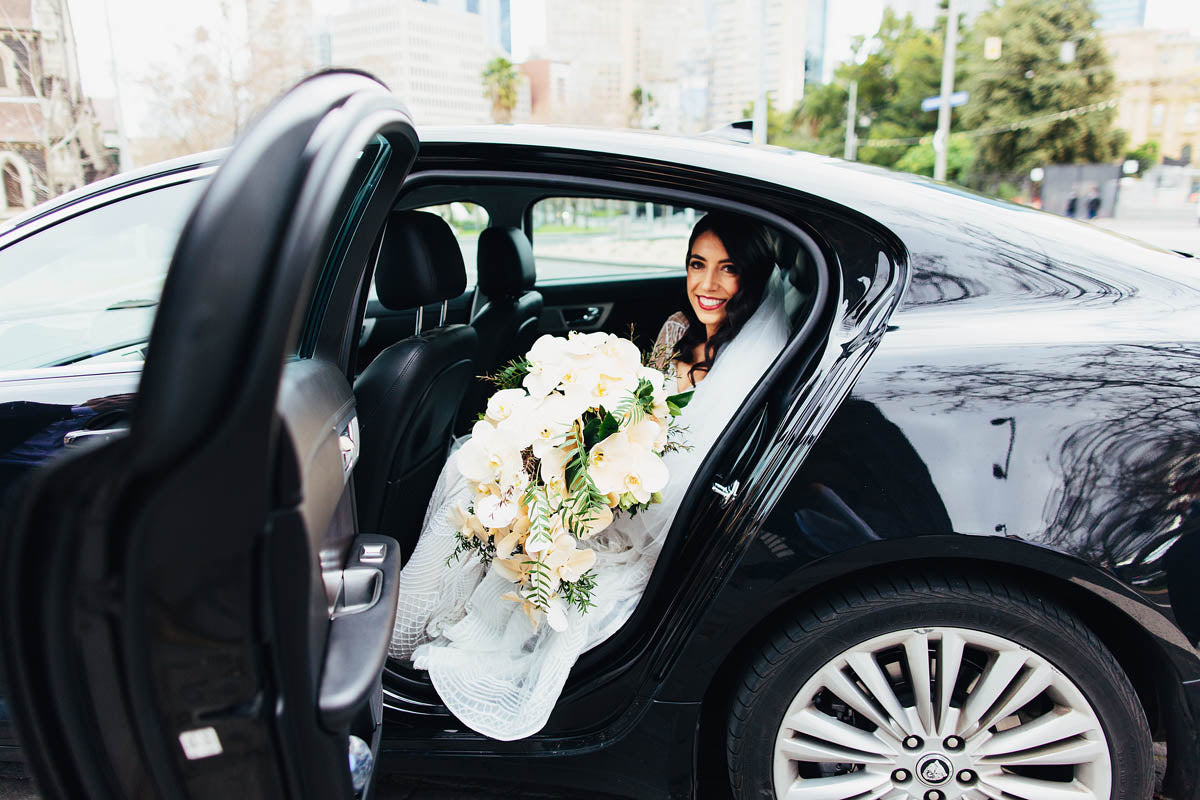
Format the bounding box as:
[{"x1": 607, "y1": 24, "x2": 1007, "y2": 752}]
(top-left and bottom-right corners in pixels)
[{"x1": 686, "y1": 230, "x2": 740, "y2": 334}]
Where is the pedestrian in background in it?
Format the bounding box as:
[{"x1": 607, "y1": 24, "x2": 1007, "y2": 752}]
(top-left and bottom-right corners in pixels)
[
  {"x1": 1066, "y1": 192, "x2": 1078, "y2": 218},
  {"x1": 1086, "y1": 187, "x2": 1101, "y2": 220}
]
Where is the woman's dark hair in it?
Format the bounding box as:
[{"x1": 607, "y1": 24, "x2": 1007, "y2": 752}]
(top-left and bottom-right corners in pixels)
[{"x1": 676, "y1": 212, "x2": 776, "y2": 385}]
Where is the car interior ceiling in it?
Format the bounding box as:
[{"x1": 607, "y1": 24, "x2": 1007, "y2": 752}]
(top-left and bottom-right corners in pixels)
[{"x1": 350, "y1": 176, "x2": 829, "y2": 702}]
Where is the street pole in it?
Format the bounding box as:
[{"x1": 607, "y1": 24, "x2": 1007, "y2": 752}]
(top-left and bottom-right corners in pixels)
[
  {"x1": 753, "y1": 0, "x2": 768, "y2": 144},
  {"x1": 103, "y1": 0, "x2": 131, "y2": 172},
  {"x1": 843, "y1": 79, "x2": 858, "y2": 160},
  {"x1": 934, "y1": 0, "x2": 960, "y2": 182}
]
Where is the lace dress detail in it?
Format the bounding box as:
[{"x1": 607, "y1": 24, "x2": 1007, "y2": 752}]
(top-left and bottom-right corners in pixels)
[
  {"x1": 390, "y1": 283, "x2": 789, "y2": 740},
  {"x1": 651, "y1": 311, "x2": 689, "y2": 370}
]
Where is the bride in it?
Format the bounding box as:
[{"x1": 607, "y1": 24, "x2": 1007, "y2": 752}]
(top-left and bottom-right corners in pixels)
[{"x1": 389, "y1": 211, "x2": 791, "y2": 740}]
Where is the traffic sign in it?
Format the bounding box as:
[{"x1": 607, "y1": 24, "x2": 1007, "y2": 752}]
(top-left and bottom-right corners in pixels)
[{"x1": 921, "y1": 91, "x2": 969, "y2": 112}]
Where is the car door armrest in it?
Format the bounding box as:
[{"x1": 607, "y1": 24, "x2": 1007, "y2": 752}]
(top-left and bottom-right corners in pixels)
[{"x1": 318, "y1": 533, "x2": 401, "y2": 731}]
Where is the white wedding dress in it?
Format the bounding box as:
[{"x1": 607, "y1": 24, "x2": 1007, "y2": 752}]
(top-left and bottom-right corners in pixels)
[{"x1": 389, "y1": 267, "x2": 791, "y2": 740}]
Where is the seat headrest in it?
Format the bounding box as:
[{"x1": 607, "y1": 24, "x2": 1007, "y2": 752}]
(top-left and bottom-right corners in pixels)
[
  {"x1": 477, "y1": 227, "x2": 536, "y2": 298},
  {"x1": 375, "y1": 210, "x2": 468, "y2": 311}
]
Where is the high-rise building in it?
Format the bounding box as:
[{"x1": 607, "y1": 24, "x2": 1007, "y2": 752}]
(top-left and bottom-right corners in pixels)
[
  {"x1": 329, "y1": 0, "x2": 499, "y2": 125},
  {"x1": 805, "y1": 0, "x2": 827, "y2": 87},
  {"x1": 705, "y1": 0, "x2": 808, "y2": 127},
  {"x1": 1105, "y1": 27, "x2": 1200, "y2": 163},
  {"x1": 1093, "y1": 0, "x2": 1147, "y2": 31}
]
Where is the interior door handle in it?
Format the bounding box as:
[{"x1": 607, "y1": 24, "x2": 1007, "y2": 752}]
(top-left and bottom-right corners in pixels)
[
  {"x1": 565, "y1": 306, "x2": 601, "y2": 325},
  {"x1": 63, "y1": 428, "x2": 127, "y2": 449},
  {"x1": 318, "y1": 534, "x2": 401, "y2": 732}
]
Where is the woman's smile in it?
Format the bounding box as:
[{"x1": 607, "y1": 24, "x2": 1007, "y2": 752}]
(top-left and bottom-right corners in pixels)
[{"x1": 686, "y1": 230, "x2": 741, "y2": 336}]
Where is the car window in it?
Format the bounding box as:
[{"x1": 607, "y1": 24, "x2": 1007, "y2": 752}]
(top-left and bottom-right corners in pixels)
[
  {"x1": 530, "y1": 197, "x2": 697, "y2": 282},
  {"x1": 0, "y1": 179, "x2": 206, "y2": 371},
  {"x1": 368, "y1": 202, "x2": 487, "y2": 302}
]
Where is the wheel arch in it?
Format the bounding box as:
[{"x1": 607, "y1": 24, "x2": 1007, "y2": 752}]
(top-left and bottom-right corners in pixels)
[{"x1": 691, "y1": 542, "x2": 1197, "y2": 795}]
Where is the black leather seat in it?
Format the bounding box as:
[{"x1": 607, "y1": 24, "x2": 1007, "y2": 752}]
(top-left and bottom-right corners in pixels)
[
  {"x1": 458, "y1": 227, "x2": 543, "y2": 428},
  {"x1": 354, "y1": 211, "x2": 478, "y2": 557}
]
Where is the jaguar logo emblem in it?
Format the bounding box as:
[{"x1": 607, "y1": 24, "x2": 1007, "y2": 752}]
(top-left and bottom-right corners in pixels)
[{"x1": 916, "y1": 754, "x2": 951, "y2": 785}]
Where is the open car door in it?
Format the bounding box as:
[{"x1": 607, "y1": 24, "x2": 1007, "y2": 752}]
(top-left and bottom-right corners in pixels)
[{"x1": 0, "y1": 71, "x2": 417, "y2": 799}]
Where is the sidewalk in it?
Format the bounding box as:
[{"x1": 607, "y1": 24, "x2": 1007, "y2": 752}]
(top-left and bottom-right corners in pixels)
[{"x1": 1090, "y1": 214, "x2": 1200, "y2": 256}]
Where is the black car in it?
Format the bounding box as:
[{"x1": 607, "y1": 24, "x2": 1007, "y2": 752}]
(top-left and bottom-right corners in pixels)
[{"x1": 1, "y1": 71, "x2": 1198, "y2": 800}]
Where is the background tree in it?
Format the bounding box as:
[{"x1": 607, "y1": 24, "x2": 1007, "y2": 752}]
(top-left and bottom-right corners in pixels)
[
  {"x1": 630, "y1": 85, "x2": 654, "y2": 128},
  {"x1": 482, "y1": 57, "x2": 519, "y2": 124},
  {"x1": 960, "y1": 0, "x2": 1125, "y2": 177},
  {"x1": 793, "y1": 10, "x2": 958, "y2": 170},
  {"x1": 893, "y1": 137, "x2": 976, "y2": 183},
  {"x1": 138, "y1": 0, "x2": 314, "y2": 163},
  {"x1": 1125, "y1": 140, "x2": 1159, "y2": 176}
]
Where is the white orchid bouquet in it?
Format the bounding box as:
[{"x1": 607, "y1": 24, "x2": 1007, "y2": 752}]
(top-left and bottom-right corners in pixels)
[{"x1": 449, "y1": 331, "x2": 692, "y2": 632}]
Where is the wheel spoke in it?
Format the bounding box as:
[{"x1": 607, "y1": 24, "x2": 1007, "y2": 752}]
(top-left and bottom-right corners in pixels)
[
  {"x1": 982, "y1": 736, "x2": 1105, "y2": 766},
  {"x1": 784, "y1": 708, "x2": 897, "y2": 760},
  {"x1": 845, "y1": 651, "x2": 914, "y2": 735},
  {"x1": 975, "y1": 707, "x2": 1098, "y2": 758},
  {"x1": 980, "y1": 773, "x2": 1099, "y2": 800},
  {"x1": 973, "y1": 660, "x2": 1055, "y2": 734},
  {"x1": 820, "y1": 666, "x2": 905, "y2": 739},
  {"x1": 903, "y1": 631, "x2": 934, "y2": 734},
  {"x1": 957, "y1": 649, "x2": 1027, "y2": 738},
  {"x1": 936, "y1": 630, "x2": 966, "y2": 735},
  {"x1": 782, "y1": 771, "x2": 891, "y2": 800},
  {"x1": 777, "y1": 735, "x2": 894, "y2": 765}
]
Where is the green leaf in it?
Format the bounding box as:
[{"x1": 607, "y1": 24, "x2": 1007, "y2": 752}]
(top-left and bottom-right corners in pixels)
[{"x1": 666, "y1": 390, "x2": 694, "y2": 416}]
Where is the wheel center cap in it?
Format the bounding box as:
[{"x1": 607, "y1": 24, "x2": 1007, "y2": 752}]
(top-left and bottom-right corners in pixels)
[{"x1": 916, "y1": 754, "x2": 952, "y2": 786}]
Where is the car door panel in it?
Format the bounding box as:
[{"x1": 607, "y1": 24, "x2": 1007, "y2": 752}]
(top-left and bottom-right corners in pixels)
[
  {"x1": 0, "y1": 72, "x2": 415, "y2": 799},
  {"x1": 537, "y1": 274, "x2": 684, "y2": 348}
]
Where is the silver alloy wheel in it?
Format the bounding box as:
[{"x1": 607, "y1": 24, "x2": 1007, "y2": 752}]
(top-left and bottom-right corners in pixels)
[{"x1": 772, "y1": 626, "x2": 1111, "y2": 799}]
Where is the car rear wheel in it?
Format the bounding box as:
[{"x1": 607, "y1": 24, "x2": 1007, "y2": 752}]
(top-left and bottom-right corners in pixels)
[{"x1": 726, "y1": 574, "x2": 1152, "y2": 799}]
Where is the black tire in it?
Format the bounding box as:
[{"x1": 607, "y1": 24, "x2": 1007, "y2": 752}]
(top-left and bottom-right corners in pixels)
[{"x1": 726, "y1": 573, "x2": 1153, "y2": 799}]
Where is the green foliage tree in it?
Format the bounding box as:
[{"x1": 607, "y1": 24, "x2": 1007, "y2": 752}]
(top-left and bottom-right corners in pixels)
[
  {"x1": 959, "y1": 0, "x2": 1126, "y2": 176},
  {"x1": 1125, "y1": 140, "x2": 1160, "y2": 175},
  {"x1": 793, "y1": 10, "x2": 958, "y2": 169},
  {"x1": 893, "y1": 136, "x2": 977, "y2": 183},
  {"x1": 630, "y1": 85, "x2": 654, "y2": 128},
  {"x1": 482, "y1": 57, "x2": 519, "y2": 123}
]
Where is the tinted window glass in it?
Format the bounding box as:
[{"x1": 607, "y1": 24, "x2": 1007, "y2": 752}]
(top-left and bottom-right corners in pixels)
[
  {"x1": 531, "y1": 197, "x2": 697, "y2": 282},
  {"x1": 0, "y1": 179, "x2": 206, "y2": 371}
]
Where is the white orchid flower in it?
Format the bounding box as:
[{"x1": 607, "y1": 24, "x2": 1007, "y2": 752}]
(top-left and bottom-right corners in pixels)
[
  {"x1": 501, "y1": 587, "x2": 569, "y2": 632},
  {"x1": 475, "y1": 492, "x2": 519, "y2": 528},
  {"x1": 539, "y1": 444, "x2": 571, "y2": 498},
  {"x1": 457, "y1": 420, "x2": 523, "y2": 484},
  {"x1": 600, "y1": 335, "x2": 643, "y2": 368},
  {"x1": 576, "y1": 503, "x2": 613, "y2": 540},
  {"x1": 485, "y1": 388, "x2": 529, "y2": 423},
  {"x1": 447, "y1": 503, "x2": 486, "y2": 541},
  {"x1": 589, "y1": 430, "x2": 670, "y2": 504},
  {"x1": 544, "y1": 534, "x2": 598, "y2": 583}
]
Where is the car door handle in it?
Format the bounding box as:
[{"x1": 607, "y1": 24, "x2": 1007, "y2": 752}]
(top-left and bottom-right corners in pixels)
[
  {"x1": 564, "y1": 306, "x2": 602, "y2": 325},
  {"x1": 63, "y1": 428, "x2": 127, "y2": 449},
  {"x1": 318, "y1": 534, "x2": 401, "y2": 732}
]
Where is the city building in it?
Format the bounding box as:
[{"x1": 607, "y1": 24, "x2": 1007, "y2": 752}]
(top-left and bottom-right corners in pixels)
[
  {"x1": 1093, "y1": 0, "x2": 1147, "y2": 31},
  {"x1": 329, "y1": 0, "x2": 510, "y2": 125},
  {"x1": 0, "y1": 0, "x2": 113, "y2": 218},
  {"x1": 1105, "y1": 27, "x2": 1200, "y2": 164},
  {"x1": 805, "y1": 0, "x2": 827, "y2": 87},
  {"x1": 705, "y1": 0, "x2": 807, "y2": 128}
]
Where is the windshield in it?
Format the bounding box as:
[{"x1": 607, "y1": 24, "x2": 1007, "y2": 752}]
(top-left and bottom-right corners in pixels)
[{"x1": 0, "y1": 179, "x2": 206, "y2": 371}]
